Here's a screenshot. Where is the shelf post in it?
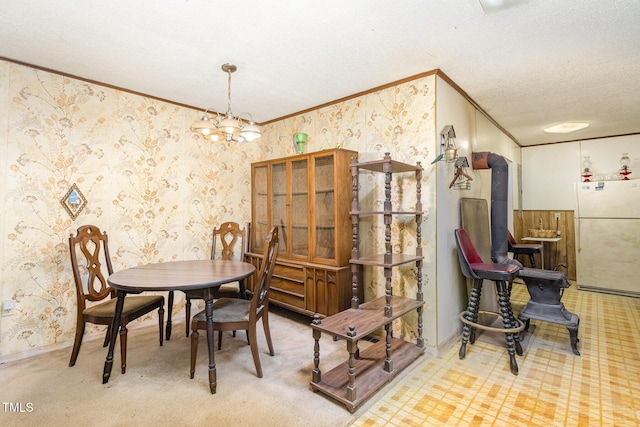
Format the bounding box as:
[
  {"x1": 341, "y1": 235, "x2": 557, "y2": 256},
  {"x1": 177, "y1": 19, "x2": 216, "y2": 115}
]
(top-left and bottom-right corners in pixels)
[
  {"x1": 384, "y1": 266, "x2": 393, "y2": 317},
  {"x1": 384, "y1": 322, "x2": 394, "y2": 372},
  {"x1": 312, "y1": 315, "x2": 322, "y2": 383},
  {"x1": 346, "y1": 325, "x2": 358, "y2": 402},
  {"x1": 415, "y1": 162, "x2": 424, "y2": 347},
  {"x1": 350, "y1": 158, "x2": 361, "y2": 309}
]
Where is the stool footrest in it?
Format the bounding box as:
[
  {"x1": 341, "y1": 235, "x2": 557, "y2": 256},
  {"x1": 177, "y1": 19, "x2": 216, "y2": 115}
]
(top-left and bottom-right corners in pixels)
[{"x1": 459, "y1": 310, "x2": 525, "y2": 334}]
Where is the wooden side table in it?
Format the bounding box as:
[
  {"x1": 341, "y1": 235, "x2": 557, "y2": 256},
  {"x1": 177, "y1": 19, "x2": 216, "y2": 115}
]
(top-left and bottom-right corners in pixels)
[{"x1": 521, "y1": 237, "x2": 561, "y2": 269}]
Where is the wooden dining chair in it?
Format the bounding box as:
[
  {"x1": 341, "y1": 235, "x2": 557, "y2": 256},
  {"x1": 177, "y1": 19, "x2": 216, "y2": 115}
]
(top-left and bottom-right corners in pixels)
[
  {"x1": 68, "y1": 225, "x2": 165, "y2": 374},
  {"x1": 190, "y1": 226, "x2": 279, "y2": 379},
  {"x1": 172, "y1": 221, "x2": 248, "y2": 338}
]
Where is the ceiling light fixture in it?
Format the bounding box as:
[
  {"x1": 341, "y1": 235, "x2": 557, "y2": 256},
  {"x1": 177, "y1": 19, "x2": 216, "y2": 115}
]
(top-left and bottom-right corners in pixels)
[
  {"x1": 191, "y1": 63, "x2": 261, "y2": 143},
  {"x1": 478, "y1": 0, "x2": 528, "y2": 14},
  {"x1": 543, "y1": 122, "x2": 590, "y2": 134}
]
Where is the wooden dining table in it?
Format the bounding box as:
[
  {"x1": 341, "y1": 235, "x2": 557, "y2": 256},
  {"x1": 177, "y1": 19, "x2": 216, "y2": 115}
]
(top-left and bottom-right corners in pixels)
[{"x1": 104, "y1": 259, "x2": 256, "y2": 393}]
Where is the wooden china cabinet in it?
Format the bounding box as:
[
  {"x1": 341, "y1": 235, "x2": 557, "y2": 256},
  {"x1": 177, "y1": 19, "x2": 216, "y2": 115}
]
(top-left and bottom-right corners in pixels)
[{"x1": 246, "y1": 148, "x2": 358, "y2": 317}]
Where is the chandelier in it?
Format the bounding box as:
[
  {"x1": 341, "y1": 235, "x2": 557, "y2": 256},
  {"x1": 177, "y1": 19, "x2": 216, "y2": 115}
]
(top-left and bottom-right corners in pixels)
[{"x1": 191, "y1": 63, "x2": 261, "y2": 142}]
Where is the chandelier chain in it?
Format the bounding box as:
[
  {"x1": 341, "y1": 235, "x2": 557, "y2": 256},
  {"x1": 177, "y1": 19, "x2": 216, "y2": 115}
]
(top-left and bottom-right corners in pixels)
[{"x1": 226, "y1": 68, "x2": 232, "y2": 115}]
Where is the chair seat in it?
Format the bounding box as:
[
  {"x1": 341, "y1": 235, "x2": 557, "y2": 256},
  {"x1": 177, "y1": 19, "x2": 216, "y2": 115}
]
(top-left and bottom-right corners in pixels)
[
  {"x1": 218, "y1": 282, "x2": 239, "y2": 292},
  {"x1": 193, "y1": 298, "x2": 251, "y2": 324},
  {"x1": 84, "y1": 295, "x2": 164, "y2": 319},
  {"x1": 469, "y1": 262, "x2": 519, "y2": 281},
  {"x1": 512, "y1": 244, "x2": 542, "y2": 254},
  {"x1": 216, "y1": 282, "x2": 241, "y2": 298},
  {"x1": 185, "y1": 283, "x2": 240, "y2": 299}
]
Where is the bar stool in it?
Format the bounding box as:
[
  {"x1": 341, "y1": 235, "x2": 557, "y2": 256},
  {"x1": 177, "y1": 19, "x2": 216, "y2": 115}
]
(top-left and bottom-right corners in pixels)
[
  {"x1": 454, "y1": 229, "x2": 525, "y2": 375},
  {"x1": 508, "y1": 230, "x2": 543, "y2": 268}
]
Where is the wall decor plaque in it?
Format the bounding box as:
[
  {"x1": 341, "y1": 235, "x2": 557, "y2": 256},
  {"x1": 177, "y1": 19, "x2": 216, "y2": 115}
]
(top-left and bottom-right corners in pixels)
[{"x1": 61, "y1": 183, "x2": 87, "y2": 220}]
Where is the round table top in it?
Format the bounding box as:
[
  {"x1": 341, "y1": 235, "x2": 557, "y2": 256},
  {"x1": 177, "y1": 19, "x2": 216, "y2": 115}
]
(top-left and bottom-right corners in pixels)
[{"x1": 107, "y1": 259, "x2": 256, "y2": 293}]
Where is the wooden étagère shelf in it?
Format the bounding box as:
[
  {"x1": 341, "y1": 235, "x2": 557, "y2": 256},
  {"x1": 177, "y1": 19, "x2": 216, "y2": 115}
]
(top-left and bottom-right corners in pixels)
[{"x1": 310, "y1": 152, "x2": 425, "y2": 412}]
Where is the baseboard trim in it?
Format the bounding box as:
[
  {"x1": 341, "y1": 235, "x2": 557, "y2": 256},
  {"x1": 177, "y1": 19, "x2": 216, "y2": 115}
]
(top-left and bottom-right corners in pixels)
[{"x1": 577, "y1": 285, "x2": 639, "y2": 298}]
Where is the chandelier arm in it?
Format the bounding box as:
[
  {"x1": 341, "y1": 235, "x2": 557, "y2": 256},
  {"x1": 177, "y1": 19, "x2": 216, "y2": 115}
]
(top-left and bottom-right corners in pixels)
[{"x1": 237, "y1": 112, "x2": 253, "y2": 128}]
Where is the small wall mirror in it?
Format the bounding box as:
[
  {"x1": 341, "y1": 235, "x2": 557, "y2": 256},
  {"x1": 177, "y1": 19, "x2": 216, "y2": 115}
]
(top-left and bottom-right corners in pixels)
[{"x1": 61, "y1": 183, "x2": 87, "y2": 220}]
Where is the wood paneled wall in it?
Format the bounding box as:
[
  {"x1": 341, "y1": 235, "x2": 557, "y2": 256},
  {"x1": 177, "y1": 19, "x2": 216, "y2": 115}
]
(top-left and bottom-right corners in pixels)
[{"x1": 513, "y1": 210, "x2": 576, "y2": 280}]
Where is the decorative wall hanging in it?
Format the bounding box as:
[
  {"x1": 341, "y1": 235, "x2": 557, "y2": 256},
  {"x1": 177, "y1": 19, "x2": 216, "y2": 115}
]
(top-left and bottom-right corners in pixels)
[
  {"x1": 581, "y1": 156, "x2": 593, "y2": 182},
  {"x1": 441, "y1": 125, "x2": 457, "y2": 162},
  {"x1": 620, "y1": 152, "x2": 632, "y2": 180},
  {"x1": 449, "y1": 156, "x2": 473, "y2": 190},
  {"x1": 581, "y1": 153, "x2": 633, "y2": 182},
  {"x1": 431, "y1": 125, "x2": 457, "y2": 164},
  {"x1": 61, "y1": 183, "x2": 87, "y2": 220}
]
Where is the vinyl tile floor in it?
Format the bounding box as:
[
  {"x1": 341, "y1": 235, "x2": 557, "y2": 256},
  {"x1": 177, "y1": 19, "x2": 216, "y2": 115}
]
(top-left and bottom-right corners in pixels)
[{"x1": 351, "y1": 282, "x2": 640, "y2": 427}]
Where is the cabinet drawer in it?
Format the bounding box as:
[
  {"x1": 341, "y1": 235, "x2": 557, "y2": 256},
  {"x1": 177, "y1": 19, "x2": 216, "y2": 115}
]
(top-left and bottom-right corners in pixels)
[
  {"x1": 273, "y1": 263, "x2": 305, "y2": 282},
  {"x1": 270, "y1": 287, "x2": 305, "y2": 309},
  {"x1": 269, "y1": 263, "x2": 306, "y2": 310},
  {"x1": 270, "y1": 275, "x2": 304, "y2": 295}
]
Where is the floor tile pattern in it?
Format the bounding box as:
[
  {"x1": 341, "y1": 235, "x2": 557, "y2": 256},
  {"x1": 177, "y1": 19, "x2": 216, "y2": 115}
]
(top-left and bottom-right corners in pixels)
[{"x1": 351, "y1": 283, "x2": 640, "y2": 426}]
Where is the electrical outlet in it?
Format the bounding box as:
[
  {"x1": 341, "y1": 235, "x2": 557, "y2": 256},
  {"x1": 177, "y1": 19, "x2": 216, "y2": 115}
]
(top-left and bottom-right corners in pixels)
[
  {"x1": 554, "y1": 213, "x2": 561, "y2": 221},
  {"x1": 2, "y1": 300, "x2": 16, "y2": 317}
]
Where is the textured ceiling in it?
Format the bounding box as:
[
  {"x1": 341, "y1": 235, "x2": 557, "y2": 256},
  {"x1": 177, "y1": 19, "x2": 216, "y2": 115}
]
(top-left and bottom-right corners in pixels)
[{"x1": 2, "y1": 0, "x2": 639, "y2": 146}]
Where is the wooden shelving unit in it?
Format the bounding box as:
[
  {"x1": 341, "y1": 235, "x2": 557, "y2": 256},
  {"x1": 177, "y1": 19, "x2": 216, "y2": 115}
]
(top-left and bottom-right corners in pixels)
[{"x1": 310, "y1": 152, "x2": 425, "y2": 412}]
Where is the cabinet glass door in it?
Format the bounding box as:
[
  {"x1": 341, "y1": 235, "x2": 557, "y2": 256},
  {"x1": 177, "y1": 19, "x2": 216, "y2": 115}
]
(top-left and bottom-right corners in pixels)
[
  {"x1": 291, "y1": 159, "x2": 309, "y2": 256},
  {"x1": 252, "y1": 164, "x2": 268, "y2": 252},
  {"x1": 314, "y1": 154, "x2": 335, "y2": 260},
  {"x1": 271, "y1": 161, "x2": 287, "y2": 253}
]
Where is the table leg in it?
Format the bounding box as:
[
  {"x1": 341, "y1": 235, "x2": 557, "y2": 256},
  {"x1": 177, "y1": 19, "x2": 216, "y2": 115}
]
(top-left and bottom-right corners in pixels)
[
  {"x1": 204, "y1": 288, "x2": 217, "y2": 394},
  {"x1": 166, "y1": 290, "x2": 174, "y2": 340},
  {"x1": 103, "y1": 290, "x2": 125, "y2": 384},
  {"x1": 239, "y1": 278, "x2": 247, "y2": 299}
]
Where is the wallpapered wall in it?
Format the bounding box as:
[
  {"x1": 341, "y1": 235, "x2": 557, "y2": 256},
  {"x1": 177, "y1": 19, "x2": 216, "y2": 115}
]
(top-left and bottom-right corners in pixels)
[
  {"x1": 262, "y1": 80, "x2": 438, "y2": 348},
  {"x1": 0, "y1": 59, "x2": 438, "y2": 360}
]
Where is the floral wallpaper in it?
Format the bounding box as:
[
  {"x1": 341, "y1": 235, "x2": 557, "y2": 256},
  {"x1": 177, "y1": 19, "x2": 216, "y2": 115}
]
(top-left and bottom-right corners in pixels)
[
  {"x1": 0, "y1": 58, "x2": 438, "y2": 360},
  {"x1": 260, "y1": 80, "x2": 438, "y2": 345}
]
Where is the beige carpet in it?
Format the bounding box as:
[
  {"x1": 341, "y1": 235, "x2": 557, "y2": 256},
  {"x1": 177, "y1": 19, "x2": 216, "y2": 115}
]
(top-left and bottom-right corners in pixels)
[{"x1": 0, "y1": 306, "x2": 392, "y2": 426}]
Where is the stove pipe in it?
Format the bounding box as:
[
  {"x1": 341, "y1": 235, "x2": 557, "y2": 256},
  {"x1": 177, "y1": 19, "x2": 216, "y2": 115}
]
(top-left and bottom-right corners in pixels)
[{"x1": 471, "y1": 152, "x2": 516, "y2": 265}]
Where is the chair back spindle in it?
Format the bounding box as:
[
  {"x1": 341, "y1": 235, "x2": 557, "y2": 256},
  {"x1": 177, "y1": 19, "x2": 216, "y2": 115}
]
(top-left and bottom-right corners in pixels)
[
  {"x1": 251, "y1": 226, "x2": 279, "y2": 320},
  {"x1": 69, "y1": 225, "x2": 115, "y2": 304},
  {"x1": 212, "y1": 222, "x2": 247, "y2": 262}
]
